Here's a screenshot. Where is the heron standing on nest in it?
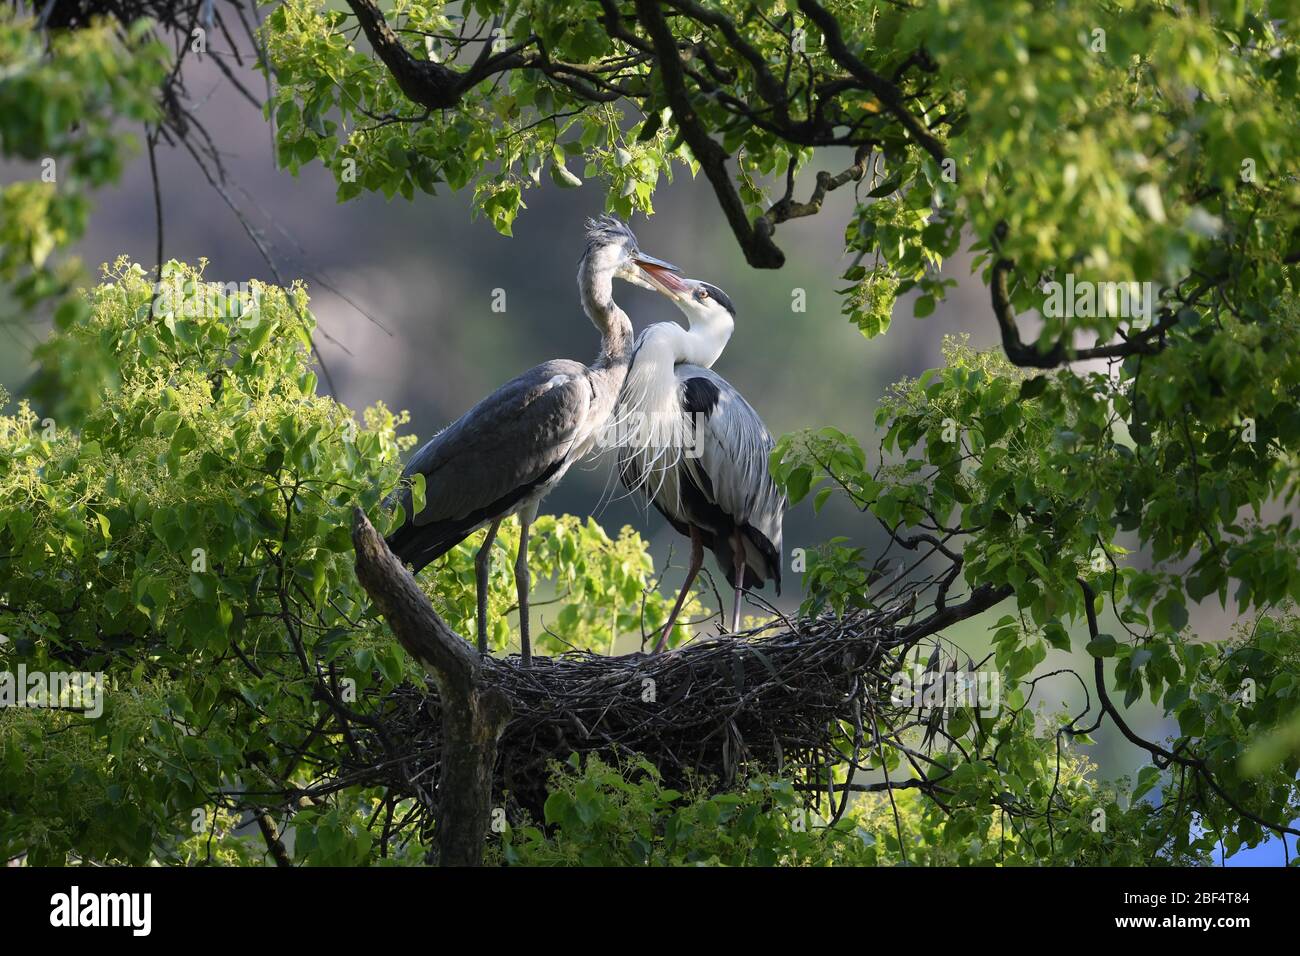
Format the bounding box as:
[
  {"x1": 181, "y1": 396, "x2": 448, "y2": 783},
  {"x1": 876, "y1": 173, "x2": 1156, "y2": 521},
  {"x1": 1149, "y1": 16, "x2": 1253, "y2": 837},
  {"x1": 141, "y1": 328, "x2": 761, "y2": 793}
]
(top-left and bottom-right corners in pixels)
[
  {"x1": 616, "y1": 265, "x2": 785, "y2": 652},
  {"x1": 385, "y1": 217, "x2": 679, "y2": 664}
]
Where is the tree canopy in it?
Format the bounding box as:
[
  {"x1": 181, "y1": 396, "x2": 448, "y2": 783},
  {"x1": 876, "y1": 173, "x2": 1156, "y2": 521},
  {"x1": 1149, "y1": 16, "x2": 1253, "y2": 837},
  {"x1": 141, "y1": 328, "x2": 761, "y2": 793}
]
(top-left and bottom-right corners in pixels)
[{"x1": 1, "y1": 0, "x2": 1299, "y2": 866}]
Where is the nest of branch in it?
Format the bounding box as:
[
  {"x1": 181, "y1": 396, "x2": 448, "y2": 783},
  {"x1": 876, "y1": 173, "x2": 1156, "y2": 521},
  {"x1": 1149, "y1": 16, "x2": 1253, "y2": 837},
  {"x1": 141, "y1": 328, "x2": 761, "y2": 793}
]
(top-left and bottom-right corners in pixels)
[
  {"x1": 338, "y1": 509, "x2": 1008, "y2": 857},
  {"x1": 342, "y1": 606, "x2": 914, "y2": 831}
]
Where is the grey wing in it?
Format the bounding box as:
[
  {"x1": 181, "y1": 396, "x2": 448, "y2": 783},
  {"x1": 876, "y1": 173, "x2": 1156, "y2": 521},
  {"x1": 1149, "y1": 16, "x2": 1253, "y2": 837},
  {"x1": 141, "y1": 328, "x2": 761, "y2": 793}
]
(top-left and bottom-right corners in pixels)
[
  {"x1": 678, "y1": 365, "x2": 786, "y2": 580},
  {"x1": 386, "y1": 359, "x2": 591, "y2": 569}
]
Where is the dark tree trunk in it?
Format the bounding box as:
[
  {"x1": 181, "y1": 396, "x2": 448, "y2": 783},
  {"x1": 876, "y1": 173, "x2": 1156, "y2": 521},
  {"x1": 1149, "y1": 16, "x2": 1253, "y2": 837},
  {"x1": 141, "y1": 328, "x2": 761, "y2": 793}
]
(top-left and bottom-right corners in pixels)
[{"x1": 351, "y1": 509, "x2": 511, "y2": 866}]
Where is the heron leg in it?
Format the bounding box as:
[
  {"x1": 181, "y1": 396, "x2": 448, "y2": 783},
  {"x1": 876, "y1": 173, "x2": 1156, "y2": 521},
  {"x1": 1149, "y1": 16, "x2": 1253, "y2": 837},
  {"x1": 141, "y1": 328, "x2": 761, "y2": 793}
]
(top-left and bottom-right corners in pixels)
[
  {"x1": 515, "y1": 502, "x2": 538, "y2": 666},
  {"x1": 653, "y1": 525, "x2": 704, "y2": 654},
  {"x1": 731, "y1": 528, "x2": 747, "y2": 632},
  {"x1": 474, "y1": 518, "x2": 502, "y2": 655}
]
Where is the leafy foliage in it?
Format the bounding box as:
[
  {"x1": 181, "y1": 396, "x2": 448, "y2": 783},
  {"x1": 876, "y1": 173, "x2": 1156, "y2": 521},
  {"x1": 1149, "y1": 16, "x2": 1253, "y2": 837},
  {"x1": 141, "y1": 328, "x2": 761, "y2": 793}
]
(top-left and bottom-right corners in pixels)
[
  {"x1": 0, "y1": 10, "x2": 164, "y2": 321},
  {"x1": 499, "y1": 756, "x2": 857, "y2": 867},
  {"x1": 495, "y1": 750, "x2": 1212, "y2": 866},
  {"x1": 263, "y1": 0, "x2": 684, "y2": 232},
  {"x1": 773, "y1": 335, "x2": 1300, "y2": 860}
]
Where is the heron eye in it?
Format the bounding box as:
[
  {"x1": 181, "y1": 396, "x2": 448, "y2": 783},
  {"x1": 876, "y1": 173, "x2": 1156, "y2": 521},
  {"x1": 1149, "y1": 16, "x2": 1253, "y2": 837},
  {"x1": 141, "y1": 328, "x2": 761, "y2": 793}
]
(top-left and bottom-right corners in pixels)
[{"x1": 696, "y1": 289, "x2": 709, "y2": 300}]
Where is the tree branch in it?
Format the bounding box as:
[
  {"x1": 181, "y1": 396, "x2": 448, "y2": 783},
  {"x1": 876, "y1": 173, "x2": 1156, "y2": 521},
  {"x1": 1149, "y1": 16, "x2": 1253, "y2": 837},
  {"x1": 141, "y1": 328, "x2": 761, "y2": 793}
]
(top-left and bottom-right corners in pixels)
[
  {"x1": 764, "y1": 146, "x2": 870, "y2": 226},
  {"x1": 1078, "y1": 579, "x2": 1300, "y2": 841},
  {"x1": 990, "y1": 257, "x2": 1068, "y2": 368},
  {"x1": 634, "y1": 0, "x2": 785, "y2": 268},
  {"x1": 255, "y1": 810, "x2": 293, "y2": 868},
  {"x1": 351, "y1": 508, "x2": 512, "y2": 866},
  {"x1": 796, "y1": 0, "x2": 946, "y2": 163},
  {"x1": 344, "y1": 0, "x2": 529, "y2": 110}
]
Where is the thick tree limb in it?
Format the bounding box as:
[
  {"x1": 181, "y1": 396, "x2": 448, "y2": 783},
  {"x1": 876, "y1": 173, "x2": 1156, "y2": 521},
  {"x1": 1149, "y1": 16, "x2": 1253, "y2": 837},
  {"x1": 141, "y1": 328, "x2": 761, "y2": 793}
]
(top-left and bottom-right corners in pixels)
[
  {"x1": 765, "y1": 147, "x2": 871, "y2": 227},
  {"x1": 991, "y1": 256, "x2": 1185, "y2": 368},
  {"x1": 664, "y1": 0, "x2": 791, "y2": 122},
  {"x1": 635, "y1": 0, "x2": 786, "y2": 267},
  {"x1": 990, "y1": 257, "x2": 1068, "y2": 368},
  {"x1": 344, "y1": 0, "x2": 529, "y2": 109},
  {"x1": 255, "y1": 810, "x2": 293, "y2": 868},
  {"x1": 796, "y1": 0, "x2": 947, "y2": 163},
  {"x1": 898, "y1": 582, "x2": 1011, "y2": 644},
  {"x1": 351, "y1": 508, "x2": 512, "y2": 866}
]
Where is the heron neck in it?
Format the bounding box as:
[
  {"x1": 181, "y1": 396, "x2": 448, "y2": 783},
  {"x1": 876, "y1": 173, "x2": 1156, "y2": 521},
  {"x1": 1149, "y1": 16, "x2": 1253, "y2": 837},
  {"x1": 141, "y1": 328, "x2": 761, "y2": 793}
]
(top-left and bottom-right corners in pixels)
[
  {"x1": 592, "y1": 307, "x2": 633, "y2": 371},
  {"x1": 580, "y1": 258, "x2": 635, "y2": 371},
  {"x1": 678, "y1": 310, "x2": 734, "y2": 368}
]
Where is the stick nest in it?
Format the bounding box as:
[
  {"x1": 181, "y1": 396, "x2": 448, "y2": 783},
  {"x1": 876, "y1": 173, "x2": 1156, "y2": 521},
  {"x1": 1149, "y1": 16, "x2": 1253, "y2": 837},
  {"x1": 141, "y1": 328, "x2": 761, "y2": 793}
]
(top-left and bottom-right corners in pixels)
[{"x1": 338, "y1": 605, "x2": 915, "y2": 834}]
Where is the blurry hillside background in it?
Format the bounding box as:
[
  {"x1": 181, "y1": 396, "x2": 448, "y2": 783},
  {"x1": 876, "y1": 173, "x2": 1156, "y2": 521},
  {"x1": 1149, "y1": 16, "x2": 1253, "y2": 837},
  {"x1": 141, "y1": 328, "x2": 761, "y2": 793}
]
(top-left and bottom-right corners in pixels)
[{"x1": 1, "y1": 53, "x2": 1288, "y2": 864}]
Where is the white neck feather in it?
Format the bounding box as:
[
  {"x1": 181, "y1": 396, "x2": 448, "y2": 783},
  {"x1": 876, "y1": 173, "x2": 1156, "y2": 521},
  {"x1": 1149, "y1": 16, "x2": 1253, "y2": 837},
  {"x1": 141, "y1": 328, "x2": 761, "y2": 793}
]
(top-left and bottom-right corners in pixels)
[{"x1": 616, "y1": 312, "x2": 734, "y2": 505}]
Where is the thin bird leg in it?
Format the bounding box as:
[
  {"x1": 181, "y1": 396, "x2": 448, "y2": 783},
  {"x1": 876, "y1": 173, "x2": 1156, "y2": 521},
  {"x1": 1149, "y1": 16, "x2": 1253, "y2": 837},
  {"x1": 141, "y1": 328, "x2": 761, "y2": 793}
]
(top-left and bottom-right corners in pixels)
[
  {"x1": 515, "y1": 504, "x2": 537, "y2": 666},
  {"x1": 731, "y1": 528, "x2": 747, "y2": 632},
  {"x1": 653, "y1": 525, "x2": 704, "y2": 654},
  {"x1": 474, "y1": 518, "x2": 502, "y2": 654}
]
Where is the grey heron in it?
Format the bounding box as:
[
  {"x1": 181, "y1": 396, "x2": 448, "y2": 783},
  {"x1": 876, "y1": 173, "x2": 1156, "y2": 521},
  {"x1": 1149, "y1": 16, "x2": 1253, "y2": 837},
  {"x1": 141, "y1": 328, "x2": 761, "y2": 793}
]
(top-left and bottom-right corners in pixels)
[
  {"x1": 616, "y1": 266, "x2": 785, "y2": 652},
  {"x1": 385, "y1": 217, "x2": 677, "y2": 665}
]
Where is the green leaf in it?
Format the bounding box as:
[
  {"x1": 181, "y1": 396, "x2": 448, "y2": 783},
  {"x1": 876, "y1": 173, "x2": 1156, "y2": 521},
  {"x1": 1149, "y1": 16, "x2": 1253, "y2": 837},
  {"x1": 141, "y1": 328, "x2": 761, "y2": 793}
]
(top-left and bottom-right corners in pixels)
[
  {"x1": 1019, "y1": 376, "x2": 1048, "y2": 400},
  {"x1": 410, "y1": 473, "x2": 427, "y2": 518},
  {"x1": 1086, "y1": 633, "x2": 1118, "y2": 657},
  {"x1": 550, "y1": 162, "x2": 583, "y2": 188},
  {"x1": 785, "y1": 466, "x2": 813, "y2": 504}
]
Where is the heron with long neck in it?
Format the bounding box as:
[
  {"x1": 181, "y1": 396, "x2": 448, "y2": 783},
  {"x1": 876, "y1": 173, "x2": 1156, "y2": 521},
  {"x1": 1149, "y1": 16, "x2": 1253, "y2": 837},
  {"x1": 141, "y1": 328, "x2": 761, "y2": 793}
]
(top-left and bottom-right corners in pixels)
[
  {"x1": 386, "y1": 217, "x2": 676, "y2": 664},
  {"x1": 617, "y1": 265, "x2": 785, "y2": 652}
]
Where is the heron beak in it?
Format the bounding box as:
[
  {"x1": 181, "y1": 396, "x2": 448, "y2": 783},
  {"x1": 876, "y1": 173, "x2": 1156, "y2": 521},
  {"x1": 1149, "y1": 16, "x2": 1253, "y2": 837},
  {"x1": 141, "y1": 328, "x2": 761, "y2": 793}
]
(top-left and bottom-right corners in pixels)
[
  {"x1": 633, "y1": 251, "x2": 680, "y2": 274},
  {"x1": 635, "y1": 256, "x2": 690, "y2": 297}
]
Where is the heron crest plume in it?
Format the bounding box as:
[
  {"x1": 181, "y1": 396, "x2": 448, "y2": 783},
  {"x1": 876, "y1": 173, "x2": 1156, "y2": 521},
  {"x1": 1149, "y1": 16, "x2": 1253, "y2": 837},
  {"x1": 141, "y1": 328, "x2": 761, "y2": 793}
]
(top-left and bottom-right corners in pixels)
[{"x1": 583, "y1": 214, "x2": 637, "y2": 253}]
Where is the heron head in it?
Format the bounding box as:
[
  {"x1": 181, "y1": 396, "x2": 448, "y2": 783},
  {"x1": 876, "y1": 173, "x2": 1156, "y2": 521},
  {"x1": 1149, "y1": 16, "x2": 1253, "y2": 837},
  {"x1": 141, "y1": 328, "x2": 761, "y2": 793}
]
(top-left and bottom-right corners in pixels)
[
  {"x1": 637, "y1": 267, "x2": 737, "y2": 326},
  {"x1": 583, "y1": 214, "x2": 680, "y2": 290}
]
